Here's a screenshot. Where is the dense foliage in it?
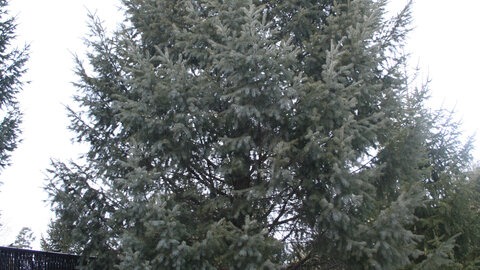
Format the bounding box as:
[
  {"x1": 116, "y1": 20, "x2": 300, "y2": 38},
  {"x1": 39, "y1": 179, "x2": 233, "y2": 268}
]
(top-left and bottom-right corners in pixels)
[
  {"x1": 0, "y1": 0, "x2": 28, "y2": 170},
  {"x1": 44, "y1": 0, "x2": 477, "y2": 269}
]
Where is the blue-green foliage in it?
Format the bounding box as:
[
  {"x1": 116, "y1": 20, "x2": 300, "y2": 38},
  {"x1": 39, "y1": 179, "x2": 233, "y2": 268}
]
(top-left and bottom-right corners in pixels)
[{"x1": 44, "y1": 0, "x2": 475, "y2": 269}]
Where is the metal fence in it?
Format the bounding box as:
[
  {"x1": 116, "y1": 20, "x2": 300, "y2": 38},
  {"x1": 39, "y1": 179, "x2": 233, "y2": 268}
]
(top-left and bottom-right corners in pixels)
[{"x1": 0, "y1": 246, "x2": 79, "y2": 270}]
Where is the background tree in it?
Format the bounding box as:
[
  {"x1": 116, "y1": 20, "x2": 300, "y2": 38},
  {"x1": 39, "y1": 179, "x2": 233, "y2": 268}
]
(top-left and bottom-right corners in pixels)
[
  {"x1": 0, "y1": 0, "x2": 28, "y2": 232},
  {"x1": 40, "y1": 219, "x2": 84, "y2": 254},
  {"x1": 45, "y1": 0, "x2": 475, "y2": 269},
  {"x1": 409, "y1": 154, "x2": 480, "y2": 269},
  {"x1": 0, "y1": 0, "x2": 28, "y2": 170},
  {"x1": 10, "y1": 227, "x2": 35, "y2": 249}
]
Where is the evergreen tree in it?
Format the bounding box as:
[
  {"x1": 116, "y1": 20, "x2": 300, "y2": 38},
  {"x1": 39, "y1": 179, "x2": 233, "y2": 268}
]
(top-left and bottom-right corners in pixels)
[
  {"x1": 0, "y1": 0, "x2": 28, "y2": 170},
  {"x1": 45, "y1": 0, "x2": 474, "y2": 269},
  {"x1": 40, "y1": 219, "x2": 84, "y2": 254},
  {"x1": 408, "y1": 138, "x2": 479, "y2": 270},
  {"x1": 10, "y1": 227, "x2": 35, "y2": 249},
  {"x1": 0, "y1": 0, "x2": 28, "y2": 233}
]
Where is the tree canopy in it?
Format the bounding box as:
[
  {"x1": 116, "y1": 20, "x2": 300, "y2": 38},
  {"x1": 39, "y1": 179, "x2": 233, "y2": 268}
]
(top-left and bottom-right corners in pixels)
[{"x1": 44, "y1": 0, "x2": 476, "y2": 269}]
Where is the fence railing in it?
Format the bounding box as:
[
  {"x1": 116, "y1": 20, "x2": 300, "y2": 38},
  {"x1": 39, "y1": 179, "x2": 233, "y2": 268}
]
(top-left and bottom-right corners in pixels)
[{"x1": 0, "y1": 246, "x2": 79, "y2": 270}]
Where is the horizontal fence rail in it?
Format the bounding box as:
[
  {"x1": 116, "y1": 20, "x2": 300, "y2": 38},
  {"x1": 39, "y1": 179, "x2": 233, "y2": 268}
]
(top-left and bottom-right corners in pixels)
[{"x1": 0, "y1": 246, "x2": 79, "y2": 270}]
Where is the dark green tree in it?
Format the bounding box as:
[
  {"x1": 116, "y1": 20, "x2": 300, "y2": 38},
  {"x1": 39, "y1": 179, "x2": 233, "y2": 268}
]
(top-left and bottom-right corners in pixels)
[
  {"x1": 0, "y1": 0, "x2": 28, "y2": 170},
  {"x1": 408, "y1": 142, "x2": 479, "y2": 270},
  {"x1": 45, "y1": 0, "x2": 474, "y2": 269},
  {"x1": 0, "y1": 0, "x2": 28, "y2": 233},
  {"x1": 40, "y1": 219, "x2": 84, "y2": 254}
]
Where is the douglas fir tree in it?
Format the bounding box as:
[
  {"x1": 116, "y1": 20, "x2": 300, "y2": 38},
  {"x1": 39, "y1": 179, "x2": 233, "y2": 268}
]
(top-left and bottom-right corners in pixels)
[
  {"x1": 45, "y1": 0, "x2": 474, "y2": 269},
  {"x1": 0, "y1": 0, "x2": 28, "y2": 170}
]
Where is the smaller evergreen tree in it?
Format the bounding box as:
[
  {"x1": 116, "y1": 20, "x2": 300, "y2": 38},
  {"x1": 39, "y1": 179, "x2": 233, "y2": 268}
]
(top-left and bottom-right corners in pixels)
[
  {"x1": 10, "y1": 227, "x2": 35, "y2": 249},
  {"x1": 41, "y1": 220, "x2": 83, "y2": 254},
  {"x1": 398, "y1": 82, "x2": 478, "y2": 269},
  {"x1": 411, "y1": 162, "x2": 480, "y2": 269}
]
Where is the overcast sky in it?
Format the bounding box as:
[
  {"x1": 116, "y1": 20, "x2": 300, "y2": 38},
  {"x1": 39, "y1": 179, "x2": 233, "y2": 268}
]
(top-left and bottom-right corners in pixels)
[{"x1": 0, "y1": 0, "x2": 479, "y2": 249}]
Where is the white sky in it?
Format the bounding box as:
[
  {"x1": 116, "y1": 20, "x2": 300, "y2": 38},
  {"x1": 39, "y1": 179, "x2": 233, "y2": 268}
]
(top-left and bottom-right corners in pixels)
[{"x1": 0, "y1": 0, "x2": 479, "y2": 249}]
